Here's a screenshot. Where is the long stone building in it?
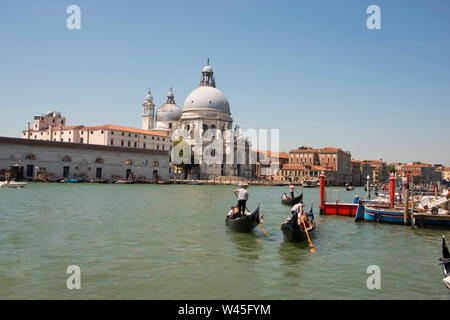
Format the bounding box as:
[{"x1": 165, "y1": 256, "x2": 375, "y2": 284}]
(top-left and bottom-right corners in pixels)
[{"x1": 0, "y1": 137, "x2": 169, "y2": 182}]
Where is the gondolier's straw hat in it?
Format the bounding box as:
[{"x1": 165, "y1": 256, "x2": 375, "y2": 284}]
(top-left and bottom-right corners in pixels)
[{"x1": 241, "y1": 183, "x2": 248, "y2": 187}]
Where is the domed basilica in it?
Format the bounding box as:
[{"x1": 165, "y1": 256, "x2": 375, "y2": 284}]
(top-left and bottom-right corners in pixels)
[{"x1": 141, "y1": 59, "x2": 253, "y2": 180}]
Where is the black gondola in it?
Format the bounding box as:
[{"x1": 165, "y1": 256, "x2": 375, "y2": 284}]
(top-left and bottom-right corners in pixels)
[
  {"x1": 225, "y1": 205, "x2": 260, "y2": 233},
  {"x1": 280, "y1": 208, "x2": 315, "y2": 242},
  {"x1": 281, "y1": 193, "x2": 303, "y2": 206},
  {"x1": 440, "y1": 236, "x2": 450, "y2": 289}
]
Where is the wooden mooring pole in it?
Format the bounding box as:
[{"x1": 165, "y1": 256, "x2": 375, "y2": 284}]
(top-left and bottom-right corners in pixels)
[
  {"x1": 366, "y1": 176, "x2": 371, "y2": 199},
  {"x1": 403, "y1": 173, "x2": 410, "y2": 225}
]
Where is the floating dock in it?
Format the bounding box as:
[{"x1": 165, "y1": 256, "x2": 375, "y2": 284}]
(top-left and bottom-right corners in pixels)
[{"x1": 318, "y1": 173, "x2": 359, "y2": 216}]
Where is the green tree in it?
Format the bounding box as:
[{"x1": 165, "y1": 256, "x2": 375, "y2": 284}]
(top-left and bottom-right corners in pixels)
[
  {"x1": 172, "y1": 139, "x2": 199, "y2": 179},
  {"x1": 387, "y1": 163, "x2": 396, "y2": 174}
]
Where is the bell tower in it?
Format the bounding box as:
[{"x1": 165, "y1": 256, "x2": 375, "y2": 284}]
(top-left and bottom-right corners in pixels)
[{"x1": 142, "y1": 88, "x2": 155, "y2": 130}]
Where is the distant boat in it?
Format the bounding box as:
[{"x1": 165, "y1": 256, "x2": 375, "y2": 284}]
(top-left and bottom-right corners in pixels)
[
  {"x1": 0, "y1": 181, "x2": 27, "y2": 188},
  {"x1": 115, "y1": 180, "x2": 134, "y2": 184},
  {"x1": 303, "y1": 179, "x2": 319, "y2": 188},
  {"x1": 281, "y1": 193, "x2": 303, "y2": 206},
  {"x1": 346, "y1": 184, "x2": 355, "y2": 191},
  {"x1": 188, "y1": 181, "x2": 203, "y2": 185},
  {"x1": 64, "y1": 178, "x2": 85, "y2": 183}
]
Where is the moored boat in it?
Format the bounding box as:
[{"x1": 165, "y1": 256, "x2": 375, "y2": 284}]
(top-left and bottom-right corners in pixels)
[
  {"x1": 363, "y1": 204, "x2": 450, "y2": 226},
  {"x1": 115, "y1": 179, "x2": 135, "y2": 184},
  {"x1": 281, "y1": 208, "x2": 315, "y2": 242},
  {"x1": 346, "y1": 184, "x2": 355, "y2": 191},
  {"x1": 225, "y1": 205, "x2": 260, "y2": 233},
  {"x1": 281, "y1": 193, "x2": 303, "y2": 206},
  {"x1": 0, "y1": 181, "x2": 27, "y2": 188},
  {"x1": 303, "y1": 179, "x2": 319, "y2": 188}
]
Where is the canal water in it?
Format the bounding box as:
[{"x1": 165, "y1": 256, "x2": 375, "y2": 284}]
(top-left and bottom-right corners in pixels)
[{"x1": 0, "y1": 184, "x2": 449, "y2": 299}]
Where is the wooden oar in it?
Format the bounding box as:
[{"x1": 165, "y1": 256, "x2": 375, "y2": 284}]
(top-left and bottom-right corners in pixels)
[
  {"x1": 248, "y1": 206, "x2": 269, "y2": 237},
  {"x1": 300, "y1": 216, "x2": 315, "y2": 253}
]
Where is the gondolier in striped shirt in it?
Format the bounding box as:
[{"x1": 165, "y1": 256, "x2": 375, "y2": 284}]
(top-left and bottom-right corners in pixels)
[{"x1": 234, "y1": 184, "x2": 249, "y2": 217}]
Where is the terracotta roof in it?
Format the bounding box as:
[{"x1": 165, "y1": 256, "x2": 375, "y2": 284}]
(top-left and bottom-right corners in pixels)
[
  {"x1": 252, "y1": 149, "x2": 289, "y2": 159},
  {"x1": 402, "y1": 164, "x2": 432, "y2": 168},
  {"x1": 81, "y1": 125, "x2": 171, "y2": 138},
  {"x1": 290, "y1": 146, "x2": 349, "y2": 154},
  {"x1": 444, "y1": 167, "x2": 450, "y2": 172},
  {"x1": 361, "y1": 160, "x2": 386, "y2": 165}
]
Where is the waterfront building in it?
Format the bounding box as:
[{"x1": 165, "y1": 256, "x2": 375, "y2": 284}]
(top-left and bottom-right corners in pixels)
[
  {"x1": 399, "y1": 162, "x2": 442, "y2": 185},
  {"x1": 265, "y1": 146, "x2": 351, "y2": 185},
  {"x1": 351, "y1": 160, "x2": 362, "y2": 186},
  {"x1": 252, "y1": 150, "x2": 289, "y2": 178},
  {"x1": 285, "y1": 146, "x2": 352, "y2": 185},
  {"x1": 23, "y1": 113, "x2": 171, "y2": 152},
  {"x1": 360, "y1": 160, "x2": 389, "y2": 186},
  {"x1": 0, "y1": 136, "x2": 169, "y2": 182}
]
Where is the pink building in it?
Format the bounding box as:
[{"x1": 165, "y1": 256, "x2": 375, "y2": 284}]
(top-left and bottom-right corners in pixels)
[{"x1": 22, "y1": 112, "x2": 171, "y2": 151}]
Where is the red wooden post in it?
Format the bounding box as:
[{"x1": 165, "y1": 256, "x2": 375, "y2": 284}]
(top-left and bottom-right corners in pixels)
[
  {"x1": 319, "y1": 172, "x2": 326, "y2": 214},
  {"x1": 389, "y1": 174, "x2": 396, "y2": 208}
]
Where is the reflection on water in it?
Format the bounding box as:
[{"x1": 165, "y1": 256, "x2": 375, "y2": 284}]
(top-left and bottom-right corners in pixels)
[
  {"x1": 278, "y1": 241, "x2": 310, "y2": 266},
  {"x1": 227, "y1": 231, "x2": 263, "y2": 262}
]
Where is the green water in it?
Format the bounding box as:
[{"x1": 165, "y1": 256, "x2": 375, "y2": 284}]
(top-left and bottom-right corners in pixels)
[{"x1": 0, "y1": 183, "x2": 449, "y2": 299}]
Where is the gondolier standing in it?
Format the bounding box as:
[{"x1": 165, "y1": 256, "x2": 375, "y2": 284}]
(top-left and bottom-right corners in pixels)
[
  {"x1": 291, "y1": 201, "x2": 304, "y2": 219},
  {"x1": 234, "y1": 184, "x2": 249, "y2": 217},
  {"x1": 288, "y1": 184, "x2": 296, "y2": 199}
]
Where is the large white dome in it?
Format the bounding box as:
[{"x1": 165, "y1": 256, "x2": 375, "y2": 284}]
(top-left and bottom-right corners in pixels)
[{"x1": 183, "y1": 86, "x2": 230, "y2": 113}]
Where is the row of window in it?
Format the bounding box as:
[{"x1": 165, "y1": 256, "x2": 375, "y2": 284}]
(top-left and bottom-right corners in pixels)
[
  {"x1": 110, "y1": 139, "x2": 166, "y2": 150},
  {"x1": 26, "y1": 155, "x2": 159, "y2": 167},
  {"x1": 81, "y1": 130, "x2": 165, "y2": 141},
  {"x1": 280, "y1": 170, "x2": 322, "y2": 177}
]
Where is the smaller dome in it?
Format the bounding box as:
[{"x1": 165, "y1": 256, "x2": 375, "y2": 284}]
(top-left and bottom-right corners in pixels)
[
  {"x1": 156, "y1": 104, "x2": 182, "y2": 121},
  {"x1": 156, "y1": 88, "x2": 182, "y2": 121}
]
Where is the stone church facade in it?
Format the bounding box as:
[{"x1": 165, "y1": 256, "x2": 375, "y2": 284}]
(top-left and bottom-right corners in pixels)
[{"x1": 143, "y1": 60, "x2": 254, "y2": 180}]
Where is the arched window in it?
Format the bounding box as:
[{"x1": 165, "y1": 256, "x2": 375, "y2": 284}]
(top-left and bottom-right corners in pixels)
[
  {"x1": 202, "y1": 124, "x2": 208, "y2": 131},
  {"x1": 25, "y1": 154, "x2": 36, "y2": 160},
  {"x1": 95, "y1": 158, "x2": 104, "y2": 164},
  {"x1": 62, "y1": 155, "x2": 71, "y2": 162},
  {"x1": 124, "y1": 160, "x2": 133, "y2": 165}
]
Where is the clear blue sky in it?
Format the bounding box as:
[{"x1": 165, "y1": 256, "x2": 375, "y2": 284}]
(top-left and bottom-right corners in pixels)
[{"x1": 1, "y1": 0, "x2": 449, "y2": 165}]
